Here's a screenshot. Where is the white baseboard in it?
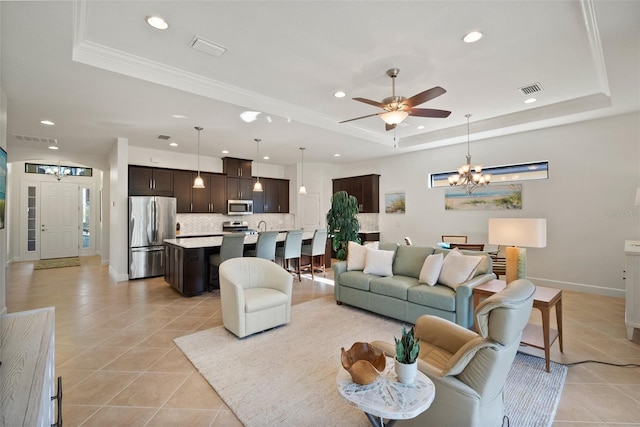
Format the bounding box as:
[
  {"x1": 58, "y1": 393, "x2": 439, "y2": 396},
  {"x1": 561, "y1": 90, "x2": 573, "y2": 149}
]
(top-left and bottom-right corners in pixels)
[
  {"x1": 529, "y1": 276, "x2": 625, "y2": 298},
  {"x1": 108, "y1": 266, "x2": 129, "y2": 282}
]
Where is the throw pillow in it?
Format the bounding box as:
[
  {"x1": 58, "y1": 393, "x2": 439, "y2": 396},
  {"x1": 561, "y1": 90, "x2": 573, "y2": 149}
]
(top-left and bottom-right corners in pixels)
[
  {"x1": 363, "y1": 248, "x2": 395, "y2": 277},
  {"x1": 347, "y1": 241, "x2": 367, "y2": 271},
  {"x1": 419, "y1": 253, "x2": 444, "y2": 286},
  {"x1": 438, "y1": 251, "x2": 483, "y2": 290},
  {"x1": 364, "y1": 241, "x2": 379, "y2": 249}
]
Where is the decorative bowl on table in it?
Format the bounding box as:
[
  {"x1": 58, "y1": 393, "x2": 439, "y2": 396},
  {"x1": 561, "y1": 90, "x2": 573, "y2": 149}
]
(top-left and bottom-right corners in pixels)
[{"x1": 340, "y1": 342, "x2": 386, "y2": 385}]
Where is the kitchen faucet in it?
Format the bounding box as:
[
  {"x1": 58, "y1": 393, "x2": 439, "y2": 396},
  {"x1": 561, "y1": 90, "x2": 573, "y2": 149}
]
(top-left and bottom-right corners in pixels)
[{"x1": 258, "y1": 220, "x2": 267, "y2": 232}]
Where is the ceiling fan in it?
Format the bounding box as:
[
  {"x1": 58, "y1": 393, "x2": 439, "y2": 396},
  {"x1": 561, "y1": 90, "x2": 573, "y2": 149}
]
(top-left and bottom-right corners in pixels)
[{"x1": 340, "y1": 68, "x2": 452, "y2": 131}]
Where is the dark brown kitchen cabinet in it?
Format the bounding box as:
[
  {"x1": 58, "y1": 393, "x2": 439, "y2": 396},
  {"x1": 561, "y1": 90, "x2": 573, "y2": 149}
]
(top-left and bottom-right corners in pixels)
[
  {"x1": 252, "y1": 177, "x2": 290, "y2": 213},
  {"x1": 227, "y1": 177, "x2": 253, "y2": 201},
  {"x1": 332, "y1": 174, "x2": 380, "y2": 213},
  {"x1": 223, "y1": 157, "x2": 252, "y2": 179},
  {"x1": 174, "y1": 170, "x2": 226, "y2": 213},
  {"x1": 128, "y1": 166, "x2": 173, "y2": 196},
  {"x1": 165, "y1": 244, "x2": 208, "y2": 297}
]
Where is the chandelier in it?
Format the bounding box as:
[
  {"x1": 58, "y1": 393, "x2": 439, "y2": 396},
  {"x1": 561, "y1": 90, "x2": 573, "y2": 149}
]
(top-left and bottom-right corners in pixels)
[
  {"x1": 45, "y1": 163, "x2": 70, "y2": 181},
  {"x1": 448, "y1": 114, "x2": 491, "y2": 195}
]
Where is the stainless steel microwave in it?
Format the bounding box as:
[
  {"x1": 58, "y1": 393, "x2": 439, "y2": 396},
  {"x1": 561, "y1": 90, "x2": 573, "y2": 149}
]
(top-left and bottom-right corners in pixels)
[{"x1": 227, "y1": 199, "x2": 253, "y2": 215}]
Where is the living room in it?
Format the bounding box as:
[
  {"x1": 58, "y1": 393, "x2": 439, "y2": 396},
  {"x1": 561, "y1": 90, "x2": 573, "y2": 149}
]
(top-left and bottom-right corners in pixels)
[{"x1": 0, "y1": 1, "x2": 639, "y2": 425}]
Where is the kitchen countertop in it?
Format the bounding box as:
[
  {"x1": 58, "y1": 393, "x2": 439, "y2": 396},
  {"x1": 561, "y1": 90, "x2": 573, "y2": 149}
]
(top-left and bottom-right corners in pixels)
[{"x1": 165, "y1": 230, "x2": 316, "y2": 249}]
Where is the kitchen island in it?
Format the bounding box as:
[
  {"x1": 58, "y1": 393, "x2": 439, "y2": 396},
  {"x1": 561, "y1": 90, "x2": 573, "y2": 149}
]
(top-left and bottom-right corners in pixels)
[{"x1": 164, "y1": 231, "x2": 315, "y2": 296}]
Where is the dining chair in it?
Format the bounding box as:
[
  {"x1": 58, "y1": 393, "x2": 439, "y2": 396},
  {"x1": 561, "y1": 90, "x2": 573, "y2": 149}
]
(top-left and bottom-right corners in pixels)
[
  {"x1": 244, "y1": 231, "x2": 279, "y2": 262},
  {"x1": 209, "y1": 232, "x2": 246, "y2": 289},
  {"x1": 448, "y1": 242, "x2": 485, "y2": 251},
  {"x1": 442, "y1": 235, "x2": 468, "y2": 244},
  {"x1": 300, "y1": 228, "x2": 328, "y2": 280},
  {"x1": 275, "y1": 229, "x2": 304, "y2": 281},
  {"x1": 404, "y1": 237, "x2": 412, "y2": 246}
]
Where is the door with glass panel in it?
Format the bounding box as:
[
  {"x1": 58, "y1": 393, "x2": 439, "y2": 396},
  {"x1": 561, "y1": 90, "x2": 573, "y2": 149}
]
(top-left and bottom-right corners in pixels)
[{"x1": 40, "y1": 182, "x2": 80, "y2": 259}]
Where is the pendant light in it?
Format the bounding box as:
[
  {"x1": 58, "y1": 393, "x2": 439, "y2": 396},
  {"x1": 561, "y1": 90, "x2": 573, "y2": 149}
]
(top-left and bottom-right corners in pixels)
[
  {"x1": 253, "y1": 138, "x2": 263, "y2": 192},
  {"x1": 298, "y1": 147, "x2": 307, "y2": 194},
  {"x1": 193, "y1": 126, "x2": 205, "y2": 189}
]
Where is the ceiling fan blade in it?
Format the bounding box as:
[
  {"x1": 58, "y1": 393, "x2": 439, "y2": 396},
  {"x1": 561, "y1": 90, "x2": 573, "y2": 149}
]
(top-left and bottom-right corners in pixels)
[
  {"x1": 339, "y1": 112, "x2": 382, "y2": 124},
  {"x1": 353, "y1": 97, "x2": 386, "y2": 109},
  {"x1": 385, "y1": 123, "x2": 396, "y2": 131},
  {"x1": 405, "y1": 86, "x2": 447, "y2": 108},
  {"x1": 409, "y1": 108, "x2": 452, "y2": 118}
]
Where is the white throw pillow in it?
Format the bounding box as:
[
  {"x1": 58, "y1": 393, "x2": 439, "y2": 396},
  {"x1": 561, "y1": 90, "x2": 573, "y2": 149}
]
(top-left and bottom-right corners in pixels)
[
  {"x1": 438, "y1": 251, "x2": 483, "y2": 290},
  {"x1": 419, "y1": 253, "x2": 444, "y2": 286},
  {"x1": 347, "y1": 241, "x2": 367, "y2": 271},
  {"x1": 364, "y1": 241, "x2": 379, "y2": 249},
  {"x1": 363, "y1": 248, "x2": 395, "y2": 277}
]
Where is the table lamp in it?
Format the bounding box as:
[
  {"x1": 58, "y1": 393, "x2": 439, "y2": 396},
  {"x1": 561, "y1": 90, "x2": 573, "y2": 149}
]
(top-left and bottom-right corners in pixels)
[{"x1": 488, "y1": 218, "x2": 547, "y2": 284}]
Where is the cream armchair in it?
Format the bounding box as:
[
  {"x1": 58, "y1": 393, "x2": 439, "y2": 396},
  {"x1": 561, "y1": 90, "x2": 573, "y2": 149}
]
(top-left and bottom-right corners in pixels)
[
  {"x1": 373, "y1": 279, "x2": 535, "y2": 427},
  {"x1": 219, "y1": 257, "x2": 294, "y2": 338}
]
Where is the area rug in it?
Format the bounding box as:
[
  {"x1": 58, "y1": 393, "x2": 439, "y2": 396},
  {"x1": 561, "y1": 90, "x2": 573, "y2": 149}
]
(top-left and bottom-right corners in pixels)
[
  {"x1": 34, "y1": 257, "x2": 81, "y2": 270},
  {"x1": 175, "y1": 297, "x2": 566, "y2": 427}
]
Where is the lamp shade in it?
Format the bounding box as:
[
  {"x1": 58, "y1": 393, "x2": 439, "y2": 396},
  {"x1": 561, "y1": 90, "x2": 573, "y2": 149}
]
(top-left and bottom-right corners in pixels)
[{"x1": 488, "y1": 218, "x2": 547, "y2": 248}]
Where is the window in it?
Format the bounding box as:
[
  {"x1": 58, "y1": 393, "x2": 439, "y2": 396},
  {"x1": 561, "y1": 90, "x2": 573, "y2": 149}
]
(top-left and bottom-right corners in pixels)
[
  {"x1": 27, "y1": 186, "x2": 36, "y2": 252},
  {"x1": 25, "y1": 163, "x2": 93, "y2": 177},
  {"x1": 429, "y1": 161, "x2": 549, "y2": 188},
  {"x1": 82, "y1": 188, "x2": 90, "y2": 249}
]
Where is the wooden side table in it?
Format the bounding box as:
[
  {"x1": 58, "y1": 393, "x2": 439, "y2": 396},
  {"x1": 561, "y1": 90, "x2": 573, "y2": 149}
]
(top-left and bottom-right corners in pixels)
[{"x1": 473, "y1": 279, "x2": 563, "y2": 372}]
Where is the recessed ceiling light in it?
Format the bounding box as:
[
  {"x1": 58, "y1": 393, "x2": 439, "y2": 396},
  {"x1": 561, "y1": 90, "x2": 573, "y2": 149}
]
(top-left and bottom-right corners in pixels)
[
  {"x1": 172, "y1": 114, "x2": 187, "y2": 119},
  {"x1": 334, "y1": 153, "x2": 340, "y2": 157},
  {"x1": 221, "y1": 150, "x2": 229, "y2": 154},
  {"x1": 240, "y1": 111, "x2": 261, "y2": 123},
  {"x1": 416, "y1": 125, "x2": 425, "y2": 130},
  {"x1": 524, "y1": 98, "x2": 537, "y2": 104},
  {"x1": 169, "y1": 142, "x2": 179, "y2": 147},
  {"x1": 146, "y1": 16, "x2": 168, "y2": 30},
  {"x1": 463, "y1": 31, "x2": 483, "y2": 43},
  {"x1": 40, "y1": 120, "x2": 55, "y2": 126},
  {"x1": 334, "y1": 91, "x2": 346, "y2": 98},
  {"x1": 263, "y1": 156, "x2": 269, "y2": 160},
  {"x1": 48, "y1": 145, "x2": 59, "y2": 150}
]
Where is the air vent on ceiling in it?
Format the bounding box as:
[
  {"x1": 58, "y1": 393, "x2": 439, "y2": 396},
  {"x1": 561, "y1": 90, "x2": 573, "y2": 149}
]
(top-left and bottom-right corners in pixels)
[
  {"x1": 157, "y1": 135, "x2": 171, "y2": 140},
  {"x1": 12, "y1": 134, "x2": 58, "y2": 144},
  {"x1": 190, "y1": 36, "x2": 227, "y2": 57},
  {"x1": 518, "y1": 82, "x2": 543, "y2": 95}
]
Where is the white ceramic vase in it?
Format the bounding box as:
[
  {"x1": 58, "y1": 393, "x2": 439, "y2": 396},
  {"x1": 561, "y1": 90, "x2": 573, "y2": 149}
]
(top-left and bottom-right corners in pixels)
[{"x1": 394, "y1": 359, "x2": 418, "y2": 384}]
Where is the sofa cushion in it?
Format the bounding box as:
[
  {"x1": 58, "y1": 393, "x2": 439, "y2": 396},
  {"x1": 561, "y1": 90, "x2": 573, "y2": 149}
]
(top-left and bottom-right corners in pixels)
[
  {"x1": 393, "y1": 245, "x2": 435, "y2": 278},
  {"x1": 419, "y1": 253, "x2": 444, "y2": 286},
  {"x1": 439, "y1": 250, "x2": 483, "y2": 290},
  {"x1": 363, "y1": 248, "x2": 395, "y2": 276},
  {"x1": 407, "y1": 284, "x2": 457, "y2": 312},
  {"x1": 338, "y1": 271, "x2": 379, "y2": 291},
  {"x1": 347, "y1": 241, "x2": 367, "y2": 271},
  {"x1": 370, "y1": 275, "x2": 419, "y2": 300}
]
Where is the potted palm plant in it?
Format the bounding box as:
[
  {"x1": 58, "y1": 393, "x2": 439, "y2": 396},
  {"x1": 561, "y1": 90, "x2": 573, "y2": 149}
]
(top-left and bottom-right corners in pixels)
[
  {"x1": 394, "y1": 325, "x2": 420, "y2": 384},
  {"x1": 326, "y1": 191, "x2": 360, "y2": 260}
]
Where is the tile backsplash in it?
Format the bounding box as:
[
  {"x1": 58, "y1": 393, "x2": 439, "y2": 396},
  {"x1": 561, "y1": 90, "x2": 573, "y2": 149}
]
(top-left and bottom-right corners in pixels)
[
  {"x1": 357, "y1": 213, "x2": 379, "y2": 232},
  {"x1": 176, "y1": 213, "x2": 296, "y2": 235}
]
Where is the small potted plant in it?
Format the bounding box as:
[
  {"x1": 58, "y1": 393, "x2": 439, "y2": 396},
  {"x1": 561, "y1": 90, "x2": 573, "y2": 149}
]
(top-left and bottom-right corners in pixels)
[{"x1": 394, "y1": 325, "x2": 420, "y2": 384}]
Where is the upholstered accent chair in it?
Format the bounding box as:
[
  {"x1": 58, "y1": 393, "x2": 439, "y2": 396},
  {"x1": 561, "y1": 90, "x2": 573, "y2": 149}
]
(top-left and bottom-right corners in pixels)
[
  {"x1": 275, "y1": 229, "x2": 304, "y2": 281},
  {"x1": 372, "y1": 279, "x2": 535, "y2": 427},
  {"x1": 219, "y1": 257, "x2": 294, "y2": 338}
]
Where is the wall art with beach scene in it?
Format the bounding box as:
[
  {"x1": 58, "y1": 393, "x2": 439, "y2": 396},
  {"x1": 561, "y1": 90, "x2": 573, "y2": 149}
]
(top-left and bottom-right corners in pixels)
[
  {"x1": 445, "y1": 184, "x2": 522, "y2": 210},
  {"x1": 385, "y1": 192, "x2": 406, "y2": 213}
]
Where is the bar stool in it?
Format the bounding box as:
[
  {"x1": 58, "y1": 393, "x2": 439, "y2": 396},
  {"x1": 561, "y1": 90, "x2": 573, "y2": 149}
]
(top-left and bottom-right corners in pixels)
[
  {"x1": 244, "y1": 231, "x2": 279, "y2": 262},
  {"x1": 300, "y1": 228, "x2": 328, "y2": 280},
  {"x1": 275, "y1": 229, "x2": 304, "y2": 281},
  {"x1": 209, "y1": 232, "x2": 246, "y2": 289}
]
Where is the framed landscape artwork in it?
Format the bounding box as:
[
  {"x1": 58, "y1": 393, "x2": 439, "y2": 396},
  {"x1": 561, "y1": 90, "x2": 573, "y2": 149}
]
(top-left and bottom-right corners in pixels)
[
  {"x1": 0, "y1": 147, "x2": 6, "y2": 228},
  {"x1": 385, "y1": 192, "x2": 405, "y2": 213},
  {"x1": 445, "y1": 184, "x2": 522, "y2": 210}
]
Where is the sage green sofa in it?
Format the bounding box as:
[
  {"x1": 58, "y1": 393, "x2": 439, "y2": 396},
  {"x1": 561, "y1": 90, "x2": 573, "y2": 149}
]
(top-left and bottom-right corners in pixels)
[{"x1": 332, "y1": 244, "x2": 496, "y2": 329}]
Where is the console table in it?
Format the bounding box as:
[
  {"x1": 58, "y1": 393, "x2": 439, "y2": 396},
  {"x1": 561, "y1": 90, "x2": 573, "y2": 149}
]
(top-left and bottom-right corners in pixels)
[
  {"x1": 473, "y1": 279, "x2": 563, "y2": 372},
  {"x1": 337, "y1": 357, "x2": 435, "y2": 427}
]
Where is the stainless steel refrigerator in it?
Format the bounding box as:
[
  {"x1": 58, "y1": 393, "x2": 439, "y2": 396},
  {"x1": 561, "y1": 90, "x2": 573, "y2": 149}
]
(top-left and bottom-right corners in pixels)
[{"x1": 129, "y1": 196, "x2": 176, "y2": 279}]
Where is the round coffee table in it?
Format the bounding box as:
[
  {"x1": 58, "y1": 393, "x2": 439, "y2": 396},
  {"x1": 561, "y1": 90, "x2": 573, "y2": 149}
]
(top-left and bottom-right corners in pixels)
[{"x1": 337, "y1": 357, "x2": 435, "y2": 427}]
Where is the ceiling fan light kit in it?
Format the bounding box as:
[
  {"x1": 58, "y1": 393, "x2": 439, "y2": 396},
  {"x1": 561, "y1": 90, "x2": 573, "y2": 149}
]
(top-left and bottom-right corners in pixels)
[{"x1": 340, "y1": 68, "x2": 451, "y2": 131}]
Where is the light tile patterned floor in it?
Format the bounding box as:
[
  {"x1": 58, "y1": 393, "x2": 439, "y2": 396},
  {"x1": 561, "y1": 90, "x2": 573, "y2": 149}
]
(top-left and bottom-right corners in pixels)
[{"x1": 5, "y1": 257, "x2": 640, "y2": 426}]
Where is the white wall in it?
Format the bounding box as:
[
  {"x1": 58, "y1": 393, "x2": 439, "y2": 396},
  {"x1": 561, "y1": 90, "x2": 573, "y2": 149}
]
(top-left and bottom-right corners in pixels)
[
  {"x1": 108, "y1": 138, "x2": 129, "y2": 281},
  {"x1": 0, "y1": 85, "x2": 6, "y2": 315},
  {"x1": 331, "y1": 113, "x2": 640, "y2": 297}
]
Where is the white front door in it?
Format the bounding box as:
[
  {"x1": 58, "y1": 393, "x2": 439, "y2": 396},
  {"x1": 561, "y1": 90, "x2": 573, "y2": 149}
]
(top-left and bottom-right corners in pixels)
[
  {"x1": 41, "y1": 182, "x2": 80, "y2": 259},
  {"x1": 301, "y1": 193, "x2": 320, "y2": 231}
]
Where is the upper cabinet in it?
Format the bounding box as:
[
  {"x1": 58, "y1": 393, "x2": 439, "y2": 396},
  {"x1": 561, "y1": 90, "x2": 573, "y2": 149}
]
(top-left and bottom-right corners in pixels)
[
  {"x1": 223, "y1": 157, "x2": 252, "y2": 179},
  {"x1": 173, "y1": 170, "x2": 226, "y2": 213},
  {"x1": 253, "y1": 177, "x2": 289, "y2": 213},
  {"x1": 129, "y1": 166, "x2": 173, "y2": 196},
  {"x1": 332, "y1": 174, "x2": 380, "y2": 213}
]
